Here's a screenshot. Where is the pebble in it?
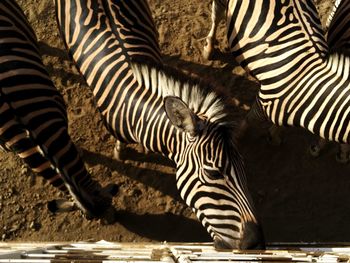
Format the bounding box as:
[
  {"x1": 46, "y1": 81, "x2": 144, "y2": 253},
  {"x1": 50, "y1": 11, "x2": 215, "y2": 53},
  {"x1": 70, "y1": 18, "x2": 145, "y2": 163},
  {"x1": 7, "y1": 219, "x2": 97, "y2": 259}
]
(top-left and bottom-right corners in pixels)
[
  {"x1": 21, "y1": 166, "x2": 28, "y2": 175},
  {"x1": 9, "y1": 224, "x2": 20, "y2": 233},
  {"x1": 29, "y1": 221, "x2": 41, "y2": 231}
]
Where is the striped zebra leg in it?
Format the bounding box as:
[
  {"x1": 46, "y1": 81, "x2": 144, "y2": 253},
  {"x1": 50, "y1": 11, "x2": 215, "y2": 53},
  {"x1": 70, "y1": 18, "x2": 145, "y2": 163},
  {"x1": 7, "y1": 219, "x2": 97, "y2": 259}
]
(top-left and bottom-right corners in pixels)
[
  {"x1": 203, "y1": 0, "x2": 226, "y2": 60},
  {"x1": 0, "y1": 0, "x2": 117, "y2": 221}
]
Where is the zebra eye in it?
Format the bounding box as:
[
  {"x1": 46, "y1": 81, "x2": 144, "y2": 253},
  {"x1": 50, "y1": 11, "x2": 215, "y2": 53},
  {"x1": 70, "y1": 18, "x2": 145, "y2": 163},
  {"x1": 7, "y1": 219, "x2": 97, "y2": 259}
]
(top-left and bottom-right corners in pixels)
[{"x1": 204, "y1": 169, "x2": 223, "y2": 180}]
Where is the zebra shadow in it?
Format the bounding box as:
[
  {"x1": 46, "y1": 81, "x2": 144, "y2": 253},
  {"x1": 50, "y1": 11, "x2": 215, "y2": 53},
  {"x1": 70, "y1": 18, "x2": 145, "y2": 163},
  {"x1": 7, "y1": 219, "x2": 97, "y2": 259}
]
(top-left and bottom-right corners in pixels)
[
  {"x1": 81, "y1": 148, "x2": 179, "y2": 200},
  {"x1": 39, "y1": 41, "x2": 85, "y2": 87},
  {"x1": 116, "y1": 210, "x2": 211, "y2": 242},
  {"x1": 162, "y1": 54, "x2": 259, "y2": 112},
  {"x1": 38, "y1": 41, "x2": 69, "y2": 60},
  {"x1": 82, "y1": 148, "x2": 211, "y2": 242}
]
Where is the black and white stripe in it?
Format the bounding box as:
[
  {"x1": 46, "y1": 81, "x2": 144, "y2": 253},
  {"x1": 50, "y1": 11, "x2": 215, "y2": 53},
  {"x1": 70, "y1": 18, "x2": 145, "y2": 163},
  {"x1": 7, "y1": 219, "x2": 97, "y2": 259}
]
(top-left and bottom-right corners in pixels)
[
  {"x1": 0, "y1": 0, "x2": 114, "y2": 219},
  {"x1": 55, "y1": 0, "x2": 264, "y2": 249}
]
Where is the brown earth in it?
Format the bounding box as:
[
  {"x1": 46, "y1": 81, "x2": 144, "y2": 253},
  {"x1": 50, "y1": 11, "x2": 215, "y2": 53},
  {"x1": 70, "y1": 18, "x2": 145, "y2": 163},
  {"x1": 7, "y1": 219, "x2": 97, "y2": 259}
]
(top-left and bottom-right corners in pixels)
[{"x1": 1, "y1": 0, "x2": 348, "y2": 245}]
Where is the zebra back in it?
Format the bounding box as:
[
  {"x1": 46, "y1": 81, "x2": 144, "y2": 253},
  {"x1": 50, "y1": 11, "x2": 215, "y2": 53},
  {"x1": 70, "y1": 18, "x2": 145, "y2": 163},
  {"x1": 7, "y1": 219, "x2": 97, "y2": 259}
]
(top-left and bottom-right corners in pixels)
[{"x1": 0, "y1": 0, "x2": 113, "y2": 219}]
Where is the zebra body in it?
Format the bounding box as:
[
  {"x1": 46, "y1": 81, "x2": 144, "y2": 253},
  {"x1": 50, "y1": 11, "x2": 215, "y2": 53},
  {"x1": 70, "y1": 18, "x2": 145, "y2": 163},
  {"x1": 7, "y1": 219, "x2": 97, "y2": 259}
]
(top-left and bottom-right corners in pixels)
[
  {"x1": 0, "y1": 0, "x2": 114, "y2": 219},
  {"x1": 55, "y1": 0, "x2": 264, "y2": 249}
]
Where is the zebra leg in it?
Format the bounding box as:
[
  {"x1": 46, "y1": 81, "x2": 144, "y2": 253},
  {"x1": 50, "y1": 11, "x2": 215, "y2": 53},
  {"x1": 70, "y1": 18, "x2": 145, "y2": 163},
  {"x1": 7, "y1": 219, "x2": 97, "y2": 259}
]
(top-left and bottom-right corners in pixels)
[
  {"x1": 309, "y1": 137, "x2": 327, "y2": 157},
  {"x1": 141, "y1": 145, "x2": 150, "y2": 155},
  {"x1": 0, "y1": 139, "x2": 10, "y2": 152},
  {"x1": 113, "y1": 140, "x2": 126, "y2": 161},
  {"x1": 267, "y1": 125, "x2": 283, "y2": 146},
  {"x1": 0, "y1": 144, "x2": 9, "y2": 152},
  {"x1": 203, "y1": 0, "x2": 225, "y2": 60},
  {"x1": 336, "y1": 143, "x2": 350, "y2": 163},
  {"x1": 113, "y1": 140, "x2": 150, "y2": 161}
]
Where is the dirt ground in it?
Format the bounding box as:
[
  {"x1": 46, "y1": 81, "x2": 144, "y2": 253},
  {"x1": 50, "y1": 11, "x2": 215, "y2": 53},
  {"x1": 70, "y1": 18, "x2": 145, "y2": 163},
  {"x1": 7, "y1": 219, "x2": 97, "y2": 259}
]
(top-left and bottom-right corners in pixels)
[{"x1": 1, "y1": 0, "x2": 349, "y2": 245}]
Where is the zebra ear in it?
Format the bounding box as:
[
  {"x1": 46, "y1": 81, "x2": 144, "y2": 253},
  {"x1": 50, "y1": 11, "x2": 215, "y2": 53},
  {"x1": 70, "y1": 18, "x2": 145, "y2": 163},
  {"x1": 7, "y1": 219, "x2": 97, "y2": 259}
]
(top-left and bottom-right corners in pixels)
[{"x1": 164, "y1": 96, "x2": 202, "y2": 136}]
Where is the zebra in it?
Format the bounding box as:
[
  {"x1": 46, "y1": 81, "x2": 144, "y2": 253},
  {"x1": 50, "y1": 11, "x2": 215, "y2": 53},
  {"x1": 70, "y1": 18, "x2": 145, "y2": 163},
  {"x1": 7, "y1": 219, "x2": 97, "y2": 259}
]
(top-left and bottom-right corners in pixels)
[
  {"x1": 0, "y1": 0, "x2": 116, "y2": 221},
  {"x1": 204, "y1": 0, "x2": 350, "y2": 162},
  {"x1": 55, "y1": 0, "x2": 264, "y2": 249}
]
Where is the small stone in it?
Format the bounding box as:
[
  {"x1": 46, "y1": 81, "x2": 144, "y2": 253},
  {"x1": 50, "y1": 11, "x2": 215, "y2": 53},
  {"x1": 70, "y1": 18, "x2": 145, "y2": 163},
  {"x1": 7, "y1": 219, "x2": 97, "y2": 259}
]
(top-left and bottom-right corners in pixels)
[
  {"x1": 130, "y1": 189, "x2": 142, "y2": 197},
  {"x1": 15, "y1": 205, "x2": 23, "y2": 213},
  {"x1": 29, "y1": 221, "x2": 41, "y2": 231},
  {"x1": 21, "y1": 166, "x2": 29, "y2": 175},
  {"x1": 9, "y1": 224, "x2": 19, "y2": 233}
]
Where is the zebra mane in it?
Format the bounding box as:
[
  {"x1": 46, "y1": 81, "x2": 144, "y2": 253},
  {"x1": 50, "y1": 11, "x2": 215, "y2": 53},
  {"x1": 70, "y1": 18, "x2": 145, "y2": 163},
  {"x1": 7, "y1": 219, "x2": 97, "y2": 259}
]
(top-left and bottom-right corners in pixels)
[{"x1": 131, "y1": 61, "x2": 236, "y2": 128}]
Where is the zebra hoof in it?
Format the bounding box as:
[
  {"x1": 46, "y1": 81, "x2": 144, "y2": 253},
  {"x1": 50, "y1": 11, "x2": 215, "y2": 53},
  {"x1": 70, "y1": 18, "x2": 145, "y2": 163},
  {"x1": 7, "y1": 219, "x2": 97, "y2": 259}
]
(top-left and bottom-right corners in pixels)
[
  {"x1": 0, "y1": 144, "x2": 10, "y2": 153},
  {"x1": 202, "y1": 49, "x2": 215, "y2": 61},
  {"x1": 141, "y1": 145, "x2": 150, "y2": 155},
  {"x1": 309, "y1": 144, "x2": 321, "y2": 157},
  {"x1": 103, "y1": 183, "x2": 119, "y2": 197},
  {"x1": 84, "y1": 206, "x2": 118, "y2": 224},
  {"x1": 335, "y1": 152, "x2": 350, "y2": 164},
  {"x1": 266, "y1": 134, "x2": 282, "y2": 146},
  {"x1": 113, "y1": 146, "x2": 125, "y2": 161},
  {"x1": 203, "y1": 43, "x2": 214, "y2": 61},
  {"x1": 100, "y1": 206, "x2": 118, "y2": 225}
]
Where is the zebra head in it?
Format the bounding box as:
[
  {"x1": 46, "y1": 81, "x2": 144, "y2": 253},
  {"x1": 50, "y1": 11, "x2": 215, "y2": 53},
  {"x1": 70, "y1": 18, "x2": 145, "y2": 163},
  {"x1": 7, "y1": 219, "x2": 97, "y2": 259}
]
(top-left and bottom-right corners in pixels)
[{"x1": 164, "y1": 96, "x2": 264, "y2": 250}]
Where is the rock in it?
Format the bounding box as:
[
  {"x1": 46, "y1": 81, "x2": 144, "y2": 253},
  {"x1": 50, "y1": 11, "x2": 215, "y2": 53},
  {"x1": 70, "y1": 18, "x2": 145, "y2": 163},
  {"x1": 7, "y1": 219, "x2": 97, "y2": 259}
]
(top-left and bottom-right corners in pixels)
[
  {"x1": 20, "y1": 165, "x2": 29, "y2": 175},
  {"x1": 9, "y1": 224, "x2": 20, "y2": 233},
  {"x1": 29, "y1": 221, "x2": 41, "y2": 231}
]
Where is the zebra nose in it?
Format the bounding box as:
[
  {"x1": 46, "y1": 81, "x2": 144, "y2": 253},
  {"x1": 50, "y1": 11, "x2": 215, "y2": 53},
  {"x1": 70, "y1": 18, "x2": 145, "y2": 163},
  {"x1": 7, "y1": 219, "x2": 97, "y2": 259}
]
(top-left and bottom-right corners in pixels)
[
  {"x1": 213, "y1": 237, "x2": 239, "y2": 250},
  {"x1": 240, "y1": 221, "x2": 265, "y2": 250},
  {"x1": 213, "y1": 222, "x2": 265, "y2": 250}
]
